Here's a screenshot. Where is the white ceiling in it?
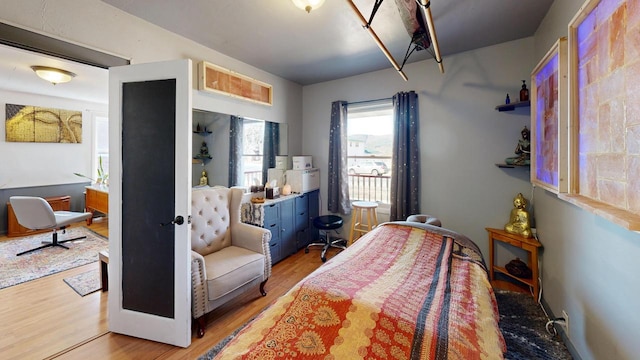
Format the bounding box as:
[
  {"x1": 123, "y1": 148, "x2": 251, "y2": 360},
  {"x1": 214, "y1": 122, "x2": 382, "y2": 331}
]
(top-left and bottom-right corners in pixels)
[
  {"x1": 101, "y1": 0, "x2": 554, "y2": 85},
  {"x1": 0, "y1": 0, "x2": 554, "y2": 104},
  {"x1": 0, "y1": 44, "x2": 108, "y2": 104}
]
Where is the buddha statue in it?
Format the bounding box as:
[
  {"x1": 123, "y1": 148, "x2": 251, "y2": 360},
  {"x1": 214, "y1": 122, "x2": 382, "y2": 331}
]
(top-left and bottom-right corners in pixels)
[
  {"x1": 504, "y1": 193, "x2": 532, "y2": 238},
  {"x1": 505, "y1": 126, "x2": 531, "y2": 166},
  {"x1": 199, "y1": 170, "x2": 209, "y2": 186},
  {"x1": 200, "y1": 141, "x2": 210, "y2": 158}
]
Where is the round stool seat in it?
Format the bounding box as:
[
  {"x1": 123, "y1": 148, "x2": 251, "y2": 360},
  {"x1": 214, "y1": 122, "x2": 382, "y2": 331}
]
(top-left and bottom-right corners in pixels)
[
  {"x1": 314, "y1": 215, "x2": 344, "y2": 230},
  {"x1": 352, "y1": 201, "x2": 378, "y2": 209}
]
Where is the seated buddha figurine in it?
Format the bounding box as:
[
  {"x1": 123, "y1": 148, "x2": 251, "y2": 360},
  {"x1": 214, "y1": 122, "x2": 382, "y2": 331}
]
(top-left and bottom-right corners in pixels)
[
  {"x1": 504, "y1": 193, "x2": 532, "y2": 238},
  {"x1": 199, "y1": 170, "x2": 209, "y2": 186},
  {"x1": 505, "y1": 126, "x2": 531, "y2": 166}
]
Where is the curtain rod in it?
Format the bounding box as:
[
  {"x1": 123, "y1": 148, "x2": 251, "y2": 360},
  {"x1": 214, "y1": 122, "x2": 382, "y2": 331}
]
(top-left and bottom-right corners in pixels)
[
  {"x1": 346, "y1": 0, "x2": 409, "y2": 81},
  {"x1": 348, "y1": 97, "x2": 392, "y2": 105}
]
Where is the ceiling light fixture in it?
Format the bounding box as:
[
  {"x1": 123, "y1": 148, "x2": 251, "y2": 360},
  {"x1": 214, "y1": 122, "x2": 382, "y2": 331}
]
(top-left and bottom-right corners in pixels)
[
  {"x1": 31, "y1": 66, "x2": 76, "y2": 85},
  {"x1": 291, "y1": 0, "x2": 325, "y2": 13}
]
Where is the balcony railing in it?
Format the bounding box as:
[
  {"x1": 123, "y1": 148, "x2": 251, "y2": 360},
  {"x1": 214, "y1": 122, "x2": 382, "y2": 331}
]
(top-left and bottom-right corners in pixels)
[
  {"x1": 348, "y1": 173, "x2": 391, "y2": 203},
  {"x1": 243, "y1": 170, "x2": 262, "y2": 186},
  {"x1": 347, "y1": 156, "x2": 391, "y2": 204},
  {"x1": 242, "y1": 156, "x2": 392, "y2": 204}
]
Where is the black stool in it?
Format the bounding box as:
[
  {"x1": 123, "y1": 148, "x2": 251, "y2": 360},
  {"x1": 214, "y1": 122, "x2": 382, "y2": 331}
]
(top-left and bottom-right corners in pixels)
[{"x1": 305, "y1": 215, "x2": 346, "y2": 262}]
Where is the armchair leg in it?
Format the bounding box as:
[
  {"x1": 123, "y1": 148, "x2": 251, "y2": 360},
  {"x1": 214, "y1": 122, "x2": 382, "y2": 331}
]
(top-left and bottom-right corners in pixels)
[
  {"x1": 260, "y1": 278, "x2": 268, "y2": 296},
  {"x1": 195, "y1": 316, "x2": 206, "y2": 338}
]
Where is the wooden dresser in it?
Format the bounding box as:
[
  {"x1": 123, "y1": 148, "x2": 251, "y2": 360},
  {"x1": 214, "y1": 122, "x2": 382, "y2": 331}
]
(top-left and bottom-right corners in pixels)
[
  {"x1": 7, "y1": 195, "x2": 71, "y2": 237},
  {"x1": 85, "y1": 186, "x2": 108, "y2": 225}
]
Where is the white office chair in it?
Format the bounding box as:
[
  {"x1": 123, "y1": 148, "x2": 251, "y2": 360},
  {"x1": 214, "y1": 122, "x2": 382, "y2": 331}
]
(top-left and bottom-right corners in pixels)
[{"x1": 9, "y1": 196, "x2": 92, "y2": 256}]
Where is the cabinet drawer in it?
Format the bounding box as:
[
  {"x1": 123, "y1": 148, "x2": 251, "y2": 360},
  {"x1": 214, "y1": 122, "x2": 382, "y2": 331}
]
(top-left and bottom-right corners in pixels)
[
  {"x1": 295, "y1": 193, "x2": 309, "y2": 210},
  {"x1": 266, "y1": 222, "x2": 280, "y2": 240},
  {"x1": 269, "y1": 239, "x2": 282, "y2": 264},
  {"x1": 295, "y1": 209, "x2": 307, "y2": 230},
  {"x1": 263, "y1": 203, "x2": 279, "y2": 222}
]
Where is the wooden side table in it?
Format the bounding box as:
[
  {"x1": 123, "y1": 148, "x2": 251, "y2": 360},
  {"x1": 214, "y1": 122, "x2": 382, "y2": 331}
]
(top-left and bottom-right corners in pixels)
[
  {"x1": 486, "y1": 228, "x2": 542, "y2": 299},
  {"x1": 99, "y1": 250, "x2": 109, "y2": 291}
]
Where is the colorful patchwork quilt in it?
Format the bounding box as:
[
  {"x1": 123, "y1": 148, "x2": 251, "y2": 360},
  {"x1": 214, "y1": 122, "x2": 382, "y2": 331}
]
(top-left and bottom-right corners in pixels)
[{"x1": 214, "y1": 222, "x2": 506, "y2": 359}]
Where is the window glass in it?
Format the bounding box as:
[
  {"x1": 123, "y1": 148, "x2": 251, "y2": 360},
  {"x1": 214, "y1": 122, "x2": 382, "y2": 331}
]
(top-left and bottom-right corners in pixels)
[
  {"x1": 347, "y1": 100, "x2": 393, "y2": 204},
  {"x1": 241, "y1": 119, "x2": 264, "y2": 187},
  {"x1": 94, "y1": 115, "x2": 109, "y2": 183}
]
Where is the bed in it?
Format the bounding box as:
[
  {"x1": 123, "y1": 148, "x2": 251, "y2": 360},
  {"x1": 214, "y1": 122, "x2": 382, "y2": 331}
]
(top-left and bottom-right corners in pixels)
[{"x1": 213, "y1": 221, "x2": 506, "y2": 359}]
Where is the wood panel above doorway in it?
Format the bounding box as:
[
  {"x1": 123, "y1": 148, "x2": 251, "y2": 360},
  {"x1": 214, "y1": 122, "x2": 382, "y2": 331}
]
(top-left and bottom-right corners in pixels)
[{"x1": 198, "y1": 61, "x2": 272, "y2": 106}]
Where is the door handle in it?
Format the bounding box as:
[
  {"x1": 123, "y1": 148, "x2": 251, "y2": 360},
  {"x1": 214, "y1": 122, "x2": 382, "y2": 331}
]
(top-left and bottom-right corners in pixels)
[{"x1": 160, "y1": 215, "x2": 185, "y2": 226}]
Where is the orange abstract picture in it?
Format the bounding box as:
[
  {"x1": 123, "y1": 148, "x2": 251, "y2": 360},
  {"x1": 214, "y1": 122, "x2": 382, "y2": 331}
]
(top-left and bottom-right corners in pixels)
[
  {"x1": 531, "y1": 37, "x2": 567, "y2": 194},
  {"x1": 573, "y1": 0, "x2": 640, "y2": 214}
]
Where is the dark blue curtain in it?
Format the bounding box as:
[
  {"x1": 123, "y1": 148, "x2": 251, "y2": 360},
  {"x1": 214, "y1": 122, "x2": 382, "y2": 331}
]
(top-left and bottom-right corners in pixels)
[
  {"x1": 262, "y1": 122, "x2": 279, "y2": 184},
  {"x1": 327, "y1": 101, "x2": 351, "y2": 214},
  {"x1": 228, "y1": 116, "x2": 243, "y2": 186},
  {"x1": 390, "y1": 91, "x2": 420, "y2": 221}
]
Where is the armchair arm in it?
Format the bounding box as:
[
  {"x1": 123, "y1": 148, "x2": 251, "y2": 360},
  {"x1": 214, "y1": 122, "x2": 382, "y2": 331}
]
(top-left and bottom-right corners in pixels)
[
  {"x1": 191, "y1": 250, "x2": 207, "y2": 319},
  {"x1": 231, "y1": 222, "x2": 271, "y2": 253},
  {"x1": 231, "y1": 222, "x2": 272, "y2": 279}
]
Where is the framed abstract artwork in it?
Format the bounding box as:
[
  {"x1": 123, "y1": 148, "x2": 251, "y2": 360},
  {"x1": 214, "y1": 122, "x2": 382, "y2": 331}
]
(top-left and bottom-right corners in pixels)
[
  {"x1": 560, "y1": 0, "x2": 640, "y2": 230},
  {"x1": 5, "y1": 104, "x2": 83, "y2": 143},
  {"x1": 531, "y1": 37, "x2": 568, "y2": 194}
]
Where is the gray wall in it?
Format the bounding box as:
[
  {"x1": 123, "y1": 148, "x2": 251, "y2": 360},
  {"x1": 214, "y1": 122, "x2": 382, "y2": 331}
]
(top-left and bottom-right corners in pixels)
[
  {"x1": 0, "y1": 183, "x2": 90, "y2": 234},
  {"x1": 302, "y1": 38, "x2": 535, "y2": 264},
  {"x1": 301, "y1": 1, "x2": 640, "y2": 359},
  {"x1": 532, "y1": 1, "x2": 640, "y2": 359}
]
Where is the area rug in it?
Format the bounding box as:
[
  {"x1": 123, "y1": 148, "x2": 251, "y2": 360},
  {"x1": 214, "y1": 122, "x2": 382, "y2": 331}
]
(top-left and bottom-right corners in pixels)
[
  {"x1": 63, "y1": 269, "x2": 101, "y2": 296},
  {"x1": 495, "y1": 290, "x2": 572, "y2": 360},
  {"x1": 198, "y1": 290, "x2": 573, "y2": 360},
  {"x1": 0, "y1": 227, "x2": 108, "y2": 290}
]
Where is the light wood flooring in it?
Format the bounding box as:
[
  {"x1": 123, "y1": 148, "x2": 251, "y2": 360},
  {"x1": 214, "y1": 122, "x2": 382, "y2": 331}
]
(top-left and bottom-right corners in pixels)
[
  {"x1": 1, "y1": 220, "x2": 522, "y2": 359},
  {"x1": 0, "y1": 218, "x2": 339, "y2": 359}
]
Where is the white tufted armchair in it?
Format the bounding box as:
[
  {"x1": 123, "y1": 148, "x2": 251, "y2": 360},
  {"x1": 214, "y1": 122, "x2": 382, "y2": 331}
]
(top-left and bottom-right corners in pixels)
[{"x1": 191, "y1": 187, "x2": 271, "y2": 337}]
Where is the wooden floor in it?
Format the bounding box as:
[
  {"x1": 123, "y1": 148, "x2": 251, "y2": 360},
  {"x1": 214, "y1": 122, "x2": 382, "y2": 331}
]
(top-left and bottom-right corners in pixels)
[
  {"x1": 0, "y1": 219, "x2": 341, "y2": 359},
  {"x1": 1, "y1": 220, "x2": 524, "y2": 359}
]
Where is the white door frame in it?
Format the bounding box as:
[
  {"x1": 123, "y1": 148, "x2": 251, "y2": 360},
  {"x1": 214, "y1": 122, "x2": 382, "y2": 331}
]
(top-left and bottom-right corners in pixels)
[{"x1": 108, "y1": 59, "x2": 192, "y2": 347}]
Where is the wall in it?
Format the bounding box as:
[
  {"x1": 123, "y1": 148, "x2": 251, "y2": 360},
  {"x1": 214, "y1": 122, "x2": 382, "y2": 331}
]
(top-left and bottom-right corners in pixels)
[
  {"x1": 533, "y1": 0, "x2": 640, "y2": 359},
  {"x1": 0, "y1": 89, "x2": 107, "y2": 188},
  {"x1": 0, "y1": 0, "x2": 302, "y2": 133},
  {"x1": 0, "y1": 0, "x2": 303, "y2": 233},
  {"x1": 302, "y1": 38, "x2": 536, "y2": 262},
  {"x1": 0, "y1": 89, "x2": 106, "y2": 232}
]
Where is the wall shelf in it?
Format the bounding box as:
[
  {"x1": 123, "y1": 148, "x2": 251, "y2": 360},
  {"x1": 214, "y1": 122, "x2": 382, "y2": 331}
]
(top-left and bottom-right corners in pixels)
[
  {"x1": 495, "y1": 100, "x2": 530, "y2": 112},
  {"x1": 193, "y1": 130, "x2": 212, "y2": 136},
  {"x1": 495, "y1": 163, "x2": 530, "y2": 169}
]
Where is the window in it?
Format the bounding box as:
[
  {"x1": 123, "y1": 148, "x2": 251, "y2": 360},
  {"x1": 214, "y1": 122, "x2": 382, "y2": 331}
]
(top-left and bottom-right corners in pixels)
[
  {"x1": 241, "y1": 119, "x2": 264, "y2": 187},
  {"x1": 347, "y1": 100, "x2": 393, "y2": 204},
  {"x1": 93, "y1": 115, "x2": 109, "y2": 183}
]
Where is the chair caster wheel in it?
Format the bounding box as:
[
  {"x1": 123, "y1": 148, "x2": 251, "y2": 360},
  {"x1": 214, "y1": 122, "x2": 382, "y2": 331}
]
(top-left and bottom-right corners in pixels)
[{"x1": 305, "y1": 248, "x2": 309, "y2": 253}]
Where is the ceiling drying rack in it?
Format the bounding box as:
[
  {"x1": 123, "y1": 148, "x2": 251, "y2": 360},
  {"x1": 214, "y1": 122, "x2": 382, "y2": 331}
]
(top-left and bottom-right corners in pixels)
[{"x1": 346, "y1": 0, "x2": 444, "y2": 81}]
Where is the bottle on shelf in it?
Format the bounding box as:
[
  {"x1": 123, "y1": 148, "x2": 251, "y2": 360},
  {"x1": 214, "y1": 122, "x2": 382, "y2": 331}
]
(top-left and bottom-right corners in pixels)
[
  {"x1": 520, "y1": 80, "x2": 529, "y2": 101},
  {"x1": 505, "y1": 94, "x2": 511, "y2": 104}
]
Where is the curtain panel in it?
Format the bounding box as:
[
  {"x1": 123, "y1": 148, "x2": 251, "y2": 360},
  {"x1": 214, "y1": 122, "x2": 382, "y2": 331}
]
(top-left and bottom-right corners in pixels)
[
  {"x1": 228, "y1": 115, "x2": 243, "y2": 186},
  {"x1": 262, "y1": 122, "x2": 279, "y2": 184},
  {"x1": 390, "y1": 91, "x2": 421, "y2": 221},
  {"x1": 327, "y1": 101, "x2": 351, "y2": 214}
]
